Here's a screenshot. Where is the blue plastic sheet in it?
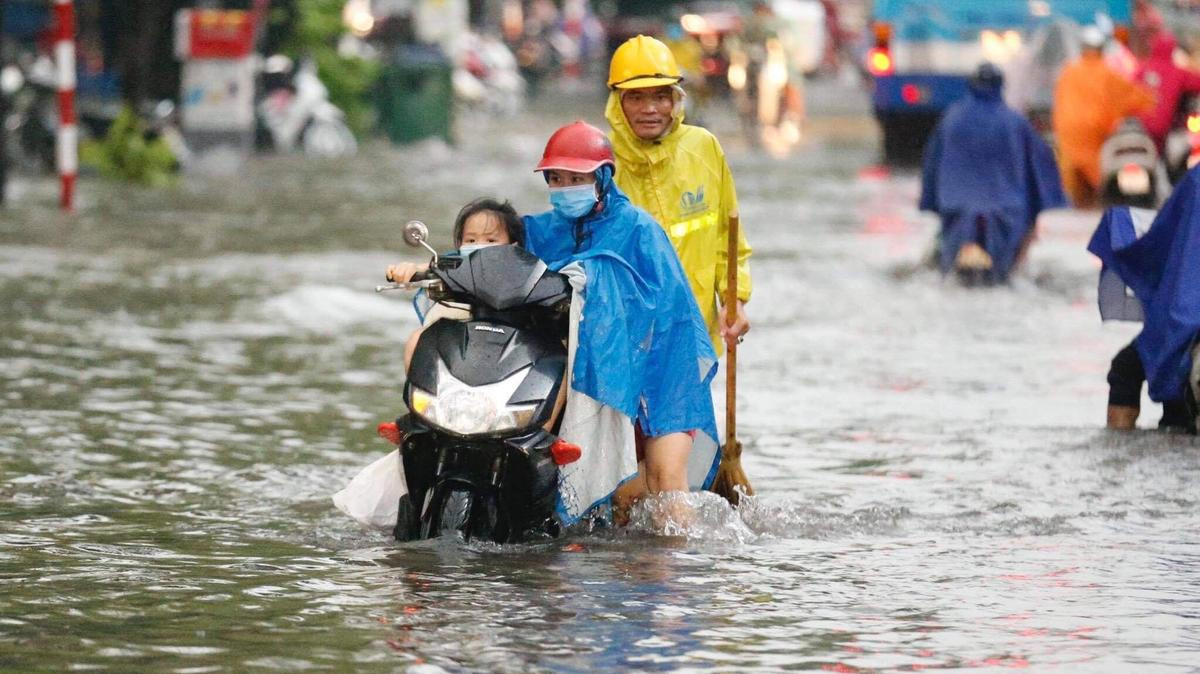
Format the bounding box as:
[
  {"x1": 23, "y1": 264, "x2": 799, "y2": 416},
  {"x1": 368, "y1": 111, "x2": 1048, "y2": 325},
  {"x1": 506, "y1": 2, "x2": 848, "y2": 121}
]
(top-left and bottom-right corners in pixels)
[{"x1": 1088, "y1": 170, "x2": 1200, "y2": 402}]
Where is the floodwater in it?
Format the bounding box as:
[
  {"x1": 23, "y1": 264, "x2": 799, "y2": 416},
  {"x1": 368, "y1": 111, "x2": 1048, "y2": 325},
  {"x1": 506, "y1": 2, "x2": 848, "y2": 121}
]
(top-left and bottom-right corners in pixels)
[{"x1": 3, "y1": 83, "x2": 1199, "y2": 673}]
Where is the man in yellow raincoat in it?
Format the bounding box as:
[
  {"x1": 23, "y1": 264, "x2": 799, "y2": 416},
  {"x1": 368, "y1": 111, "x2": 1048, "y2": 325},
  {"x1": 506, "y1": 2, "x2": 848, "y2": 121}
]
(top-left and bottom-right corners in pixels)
[{"x1": 604, "y1": 35, "x2": 753, "y2": 355}]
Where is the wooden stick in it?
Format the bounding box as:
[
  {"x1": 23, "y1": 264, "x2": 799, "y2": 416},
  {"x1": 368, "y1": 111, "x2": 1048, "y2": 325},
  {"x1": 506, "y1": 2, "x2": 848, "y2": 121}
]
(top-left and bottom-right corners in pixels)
[
  {"x1": 712, "y1": 214, "x2": 752, "y2": 505},
  {"x1": 725, "y1": 214, "x2": 739, "y2": 452}
]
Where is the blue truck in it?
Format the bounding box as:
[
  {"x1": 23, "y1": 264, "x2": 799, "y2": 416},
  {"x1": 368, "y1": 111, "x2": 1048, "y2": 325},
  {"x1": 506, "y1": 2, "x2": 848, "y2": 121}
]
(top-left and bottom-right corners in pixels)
[{"x1": 867, "y1": 0, "x2": 1133, "y2": 163}]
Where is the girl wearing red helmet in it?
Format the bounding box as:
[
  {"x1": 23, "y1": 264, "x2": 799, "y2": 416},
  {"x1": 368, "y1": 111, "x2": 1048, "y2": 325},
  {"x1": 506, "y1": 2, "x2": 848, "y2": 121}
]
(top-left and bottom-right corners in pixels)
[{"x1": 523, "y1": 121, "x2": 720, "y2": 523}]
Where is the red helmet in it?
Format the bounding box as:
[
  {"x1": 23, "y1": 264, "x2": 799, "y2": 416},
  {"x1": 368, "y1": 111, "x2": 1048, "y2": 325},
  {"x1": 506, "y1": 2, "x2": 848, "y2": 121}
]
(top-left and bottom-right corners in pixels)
[{"x1": 534, "y1": 121, "x2": 615, "y2": 174}]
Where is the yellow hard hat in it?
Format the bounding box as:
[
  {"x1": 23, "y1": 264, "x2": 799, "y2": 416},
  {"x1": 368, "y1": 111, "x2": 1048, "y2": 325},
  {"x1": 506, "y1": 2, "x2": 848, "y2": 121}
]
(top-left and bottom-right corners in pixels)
[{"x1": 607, "y1": 35, "x2": 683, "y2": 89}]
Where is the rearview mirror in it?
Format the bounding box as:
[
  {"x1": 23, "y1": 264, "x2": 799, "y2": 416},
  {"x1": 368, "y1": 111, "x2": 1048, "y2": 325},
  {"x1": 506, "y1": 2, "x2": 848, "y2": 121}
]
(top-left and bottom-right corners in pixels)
[
  {"x1": 403, "y1": 220, "x2": 438, "y2": 266},
  {"x1": 403, "y1": 220, "x2": 429, "y2": 247}
]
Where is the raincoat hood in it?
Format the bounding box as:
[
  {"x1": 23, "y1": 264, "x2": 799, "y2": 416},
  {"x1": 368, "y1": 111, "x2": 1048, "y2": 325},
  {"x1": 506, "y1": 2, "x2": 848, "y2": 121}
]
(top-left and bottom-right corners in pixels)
[
  {"x1": 1088, "y1": 168, "x2": 1200, "y2": 402},
  {"x1": 604, "y1": 89, "x2": 685, "y2": 165},
  {"x1": 921, "y1": 91, "x2": 1066, "y2": 280},
  {"x1": 522, "y1": 179, "x2": 718, "y2": 437},
  {"x1": 968, "y1": 63, "x2": 1004, "y2": 100}
]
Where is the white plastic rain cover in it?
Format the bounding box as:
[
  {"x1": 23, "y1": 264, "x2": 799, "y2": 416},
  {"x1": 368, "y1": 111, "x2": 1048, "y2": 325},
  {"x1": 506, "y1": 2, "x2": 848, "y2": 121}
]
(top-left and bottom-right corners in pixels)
[
  {"x1": 332, "y1": 449, "x2": 408, "y2": 530},
  {"x1": 555, "y1": 264, "x2": 639, "y2": 525}
]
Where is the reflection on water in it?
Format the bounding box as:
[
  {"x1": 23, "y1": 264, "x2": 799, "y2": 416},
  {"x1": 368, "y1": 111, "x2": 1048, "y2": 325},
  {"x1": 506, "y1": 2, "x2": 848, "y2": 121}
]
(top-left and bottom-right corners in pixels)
[{"x1": 3, "y1": 88, "x2": 1200, "y2": 672}]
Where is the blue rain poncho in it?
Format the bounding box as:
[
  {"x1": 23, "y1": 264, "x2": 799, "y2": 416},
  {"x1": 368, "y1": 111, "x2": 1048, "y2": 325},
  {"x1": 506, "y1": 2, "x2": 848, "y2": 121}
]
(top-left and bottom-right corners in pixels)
[
  {"x1": 1088, "y1": 169, "x2": 1200, "y2": 403},
  {"x1": 522, "y1": 168, "x2": 718, "y2": 440},
  {"x1": 920, "y1": 79, "x2": 1066, "y2": 281}
]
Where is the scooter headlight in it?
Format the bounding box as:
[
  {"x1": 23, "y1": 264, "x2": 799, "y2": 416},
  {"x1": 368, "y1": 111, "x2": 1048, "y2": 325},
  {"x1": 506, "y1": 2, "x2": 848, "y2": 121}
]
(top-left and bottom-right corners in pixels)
[
  {"x1": 0, "y1": 66, "x2": 24, "y2": 96},
  {"x1": 1117, "y1": 164, "x2": 1151, "y2": 196},
  {"x1": 410, "y1": 363, "x2": 539, "y2": 436},
  {"x1": 433, "y1": 387, "x2": 499, "y2": 435}
]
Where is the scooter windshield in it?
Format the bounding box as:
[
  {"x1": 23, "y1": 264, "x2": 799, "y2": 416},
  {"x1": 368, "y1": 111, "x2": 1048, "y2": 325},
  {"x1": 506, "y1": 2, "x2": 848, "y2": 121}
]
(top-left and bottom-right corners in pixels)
[{"x1": 435, "y1": 245, "x2": 570, "y2": 311}]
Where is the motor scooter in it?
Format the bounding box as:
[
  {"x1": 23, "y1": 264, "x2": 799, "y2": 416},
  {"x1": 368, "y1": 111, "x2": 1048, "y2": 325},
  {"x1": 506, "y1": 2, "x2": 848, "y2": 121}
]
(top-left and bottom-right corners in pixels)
[
  {"x1": 374, "y1": 221, "x2": 581, "y2": 542},
  {"x1": 257, "y1": 56, "x2": 357, "y2": 158},
  {"x1": 453, "y1": 32, "x2": 525, "y2": 114},
  {"x1": 1, "y1": 53, "x2": 56, "y2": 173},
  {"x1": 1100, "y1": 117, "x2": 1165, "y2": 209}
]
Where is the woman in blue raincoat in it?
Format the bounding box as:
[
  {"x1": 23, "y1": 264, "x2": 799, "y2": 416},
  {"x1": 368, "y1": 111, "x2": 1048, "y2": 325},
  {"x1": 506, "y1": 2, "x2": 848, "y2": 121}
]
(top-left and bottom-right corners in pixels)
[
  {"x1": 1089, "y1": 168, "x2": 1200, "y2": 433},
  {"x1": 522, "y1": 121, "x2": 719, "y2": 512}
]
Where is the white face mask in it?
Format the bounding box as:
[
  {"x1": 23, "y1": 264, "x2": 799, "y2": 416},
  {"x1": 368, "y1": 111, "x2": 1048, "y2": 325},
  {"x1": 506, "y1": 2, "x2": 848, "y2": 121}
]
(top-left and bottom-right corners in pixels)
[{"x1": 458, "y1": 242, "x2": 502, "y2": 255}]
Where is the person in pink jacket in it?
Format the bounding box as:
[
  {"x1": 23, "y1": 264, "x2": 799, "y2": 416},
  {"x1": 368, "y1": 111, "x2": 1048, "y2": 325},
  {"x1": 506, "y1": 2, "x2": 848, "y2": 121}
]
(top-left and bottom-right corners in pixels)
[{"x1": 1136, "y1": 32, "x2": 1200, "y2": 149}]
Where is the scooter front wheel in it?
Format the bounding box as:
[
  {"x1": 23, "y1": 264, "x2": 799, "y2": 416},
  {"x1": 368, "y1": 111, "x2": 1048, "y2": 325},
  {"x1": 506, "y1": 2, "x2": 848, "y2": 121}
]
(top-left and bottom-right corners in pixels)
[{"x1": 437, "y1": 488, "x2": 473, "y2": 538}]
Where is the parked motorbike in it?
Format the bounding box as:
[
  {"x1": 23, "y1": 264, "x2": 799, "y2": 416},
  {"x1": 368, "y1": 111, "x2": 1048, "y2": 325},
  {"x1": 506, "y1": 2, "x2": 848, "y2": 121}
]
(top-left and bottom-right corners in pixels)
[
  {"x1": 1100, "y1": 117, "x2": 1164, "y2": 209},
  {"x1": 453, "y1": 32, "x2": 525, "y2": 114},
  {"x1": 256, "y1": 55, "x2": 357, "y2": 158},
  {"x1": 1165, "y1": 95, "x2": 1200, "y2": 186},
  {"x1": 375, "y1": 221, "x2": 581, "y2": 543},
  {"x1": 1, "y1": 53, "x2": 57, "y2": 173},
  {"x1": 510, "y1": 16, "x2": 582, "y2": 92}
]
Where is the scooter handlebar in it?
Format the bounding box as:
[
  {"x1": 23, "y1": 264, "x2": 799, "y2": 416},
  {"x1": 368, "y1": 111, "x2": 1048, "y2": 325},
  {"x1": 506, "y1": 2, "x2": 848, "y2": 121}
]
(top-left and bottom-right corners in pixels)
[{"x1": 375, "y1": 277, "x2": 442, "y2": 293}]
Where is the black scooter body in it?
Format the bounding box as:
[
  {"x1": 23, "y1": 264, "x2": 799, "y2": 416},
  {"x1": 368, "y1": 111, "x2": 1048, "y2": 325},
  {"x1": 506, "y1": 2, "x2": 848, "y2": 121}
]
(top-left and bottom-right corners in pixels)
[
  {"x1": 407, "y1": 319, "x2": 566, "y2": 410},
  {"x1": 1100, "y1": 118, "x2": 1161, "y2": 209},
  {"x1": 391, "y1": 245, "x2": 572, "y2": 543}
]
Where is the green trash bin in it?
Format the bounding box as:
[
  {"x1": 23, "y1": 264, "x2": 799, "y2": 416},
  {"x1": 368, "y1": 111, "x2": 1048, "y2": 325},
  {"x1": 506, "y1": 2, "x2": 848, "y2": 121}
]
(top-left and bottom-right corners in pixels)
[{"x1": 376, "y1": 46, "x2": 454, "y2": 145}]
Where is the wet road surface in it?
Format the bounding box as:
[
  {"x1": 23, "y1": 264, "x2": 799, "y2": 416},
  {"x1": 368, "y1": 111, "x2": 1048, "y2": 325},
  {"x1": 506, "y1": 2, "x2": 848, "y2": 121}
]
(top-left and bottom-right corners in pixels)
[{"x1": 2, "y1": 82, "x2": 1199, "y2": 672}]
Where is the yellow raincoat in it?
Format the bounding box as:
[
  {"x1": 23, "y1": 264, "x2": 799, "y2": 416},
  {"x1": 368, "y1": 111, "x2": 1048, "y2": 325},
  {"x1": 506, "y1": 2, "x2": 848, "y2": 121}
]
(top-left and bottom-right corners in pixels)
[{"x1": 605, "y1": 92, "x2": 753, "y2": 354}]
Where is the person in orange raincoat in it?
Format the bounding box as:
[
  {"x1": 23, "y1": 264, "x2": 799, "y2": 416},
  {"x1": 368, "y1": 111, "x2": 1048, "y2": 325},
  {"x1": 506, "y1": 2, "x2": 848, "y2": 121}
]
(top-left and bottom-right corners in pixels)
[{"x1": 1052, "y1": 27, "x2": 1157, "y2": 208}]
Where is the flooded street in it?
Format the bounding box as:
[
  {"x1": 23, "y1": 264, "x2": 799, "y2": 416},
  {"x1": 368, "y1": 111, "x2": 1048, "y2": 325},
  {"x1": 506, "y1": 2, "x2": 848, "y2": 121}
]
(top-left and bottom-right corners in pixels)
[{"x1": 3, "y1": 83, "x2": 1199, "y2": 672}]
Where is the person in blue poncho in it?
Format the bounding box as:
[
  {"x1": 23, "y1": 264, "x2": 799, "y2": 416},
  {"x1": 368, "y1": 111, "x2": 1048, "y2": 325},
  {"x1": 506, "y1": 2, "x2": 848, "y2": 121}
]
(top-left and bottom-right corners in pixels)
[
  {"x1": 1088, "y1": 168, "x2": 1200, "y2": 433},
  {"x1": 522, "y1": 121, "x2": 719, "y2": 508},
  {"x1": 920, "y1": 63, "x2": 1067, "y2": 283}
]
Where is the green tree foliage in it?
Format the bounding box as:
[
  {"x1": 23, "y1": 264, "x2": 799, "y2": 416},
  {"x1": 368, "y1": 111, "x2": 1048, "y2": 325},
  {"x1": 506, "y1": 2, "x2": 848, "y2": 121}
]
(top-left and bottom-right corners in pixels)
[{"x1": 80, "y1": 106, "x2": 179, "y2": 187}]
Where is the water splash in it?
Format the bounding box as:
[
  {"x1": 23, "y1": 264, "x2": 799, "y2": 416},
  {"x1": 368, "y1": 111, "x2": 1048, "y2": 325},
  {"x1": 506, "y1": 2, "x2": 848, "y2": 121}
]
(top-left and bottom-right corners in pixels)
[
  {"x1": 625, "y1": 491, "x2": 757, "y2": 544},
  {"x1": 618, "y1": 490, "x2": 910, "y2": 545}
]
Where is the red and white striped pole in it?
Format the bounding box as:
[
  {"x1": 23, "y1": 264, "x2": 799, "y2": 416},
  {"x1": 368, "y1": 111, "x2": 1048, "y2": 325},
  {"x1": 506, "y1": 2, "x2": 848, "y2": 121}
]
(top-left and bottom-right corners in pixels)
[{"x1": 53, "y1": 0, "x2": 77, "y2": 212}]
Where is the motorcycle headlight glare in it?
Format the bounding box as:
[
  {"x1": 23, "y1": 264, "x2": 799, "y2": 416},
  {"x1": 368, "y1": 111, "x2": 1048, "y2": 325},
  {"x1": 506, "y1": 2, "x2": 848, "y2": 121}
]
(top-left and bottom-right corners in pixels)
[
  {"x1": 1117, "y1": 164, "x2": 1151, "y2": 196},
  {"x1": 436, "y1": 388, "x2": 501, "y2": 435},
  {"x1": 410, "y1": 364, "x2": 540, "y2": 436},
  {"x1": 1, "y1": 66, "x2": 24, "y2": 96}
]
